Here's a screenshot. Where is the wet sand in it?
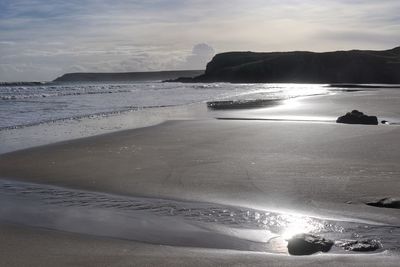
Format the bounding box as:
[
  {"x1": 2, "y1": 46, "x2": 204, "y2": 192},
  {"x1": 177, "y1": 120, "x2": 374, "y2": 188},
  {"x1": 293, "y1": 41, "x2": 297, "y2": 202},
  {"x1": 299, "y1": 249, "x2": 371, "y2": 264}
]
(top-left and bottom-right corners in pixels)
[
  {"x1": 1, "y1": 223, "x2": 399, "y2": 267},
  {"x1": 1, "y1": 89, "x2": 400, "y2": 265}
]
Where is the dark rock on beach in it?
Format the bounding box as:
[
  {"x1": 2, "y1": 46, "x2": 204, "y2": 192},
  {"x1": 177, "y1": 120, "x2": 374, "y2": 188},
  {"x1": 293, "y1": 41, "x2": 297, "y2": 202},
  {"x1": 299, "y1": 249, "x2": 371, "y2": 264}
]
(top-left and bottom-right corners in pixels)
[
  {"x1": 206, "y1": 99, "x2": 280, "y2": 110},
  {"x1": 336, "y1": 110, "x2": 378, "y2": 125},
  {"x1": 336, "y1": 239, "x2": 381, "y2": 252},
  {"x1": 366, "y1": 197, "x2": 400, "y2": 209},
  {"x1": 287, "y1": 234, "x2": 334, "y2": 255}
]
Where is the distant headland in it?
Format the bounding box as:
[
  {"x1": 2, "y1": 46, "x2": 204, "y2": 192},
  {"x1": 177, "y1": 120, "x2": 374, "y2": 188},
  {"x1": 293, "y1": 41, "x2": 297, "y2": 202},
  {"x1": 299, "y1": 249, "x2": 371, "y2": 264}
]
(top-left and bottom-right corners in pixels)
[
  {"x1": 0, "y1": 81, "x2": 47, "y2": 87},
  {"x1": 169, "y1": 47, "x2": 400, "y2": 84},
  {"x1": 52, "y1": 70, "x2": 204, "y2": 83},
  {"x1": 0, "y1": 70, "x2": 204, "y2": 85}
]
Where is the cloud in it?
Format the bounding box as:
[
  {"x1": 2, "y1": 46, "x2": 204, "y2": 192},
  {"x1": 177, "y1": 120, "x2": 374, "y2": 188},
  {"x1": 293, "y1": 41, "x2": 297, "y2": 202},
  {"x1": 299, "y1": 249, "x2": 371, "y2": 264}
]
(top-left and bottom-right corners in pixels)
[
  {"x1": 180, "y1": 43, "x2": 215, "y2": 70},
  {"x1": 315, "y1": 30, "x2": 400, "y2": 46},
  {"x1": 0, "y1": 0, "x2": 399, "y2": 81}
]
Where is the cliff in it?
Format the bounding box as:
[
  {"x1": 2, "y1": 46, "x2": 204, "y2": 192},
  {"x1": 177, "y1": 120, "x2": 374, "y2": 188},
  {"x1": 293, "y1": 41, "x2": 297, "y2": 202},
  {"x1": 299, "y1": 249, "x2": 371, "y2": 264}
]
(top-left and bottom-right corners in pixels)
[
  {"x1": 172, "y1": 47, "x2": 400, "y2": 84},
  {"x1": 53, "y1": 70, "x2": 204, "y2": 83}
]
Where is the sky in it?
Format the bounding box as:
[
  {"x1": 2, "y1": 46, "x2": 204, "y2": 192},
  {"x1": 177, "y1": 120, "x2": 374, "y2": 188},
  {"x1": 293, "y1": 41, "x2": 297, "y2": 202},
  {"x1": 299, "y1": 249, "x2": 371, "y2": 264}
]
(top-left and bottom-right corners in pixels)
[{"x1": 0, "y1": 0, "x2": 399, "y2": 82}]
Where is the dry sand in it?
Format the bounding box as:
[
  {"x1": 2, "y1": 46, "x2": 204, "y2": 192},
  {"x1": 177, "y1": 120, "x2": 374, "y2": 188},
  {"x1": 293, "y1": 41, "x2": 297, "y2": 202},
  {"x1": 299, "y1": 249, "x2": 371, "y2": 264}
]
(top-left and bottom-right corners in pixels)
[{"x1": 0, "y1": 88, "x2": 399, "y2": 266}]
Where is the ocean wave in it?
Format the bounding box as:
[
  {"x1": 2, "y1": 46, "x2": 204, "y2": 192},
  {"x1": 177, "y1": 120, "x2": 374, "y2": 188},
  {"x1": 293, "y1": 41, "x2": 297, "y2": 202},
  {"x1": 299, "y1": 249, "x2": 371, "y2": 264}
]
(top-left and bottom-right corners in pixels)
[
  {"x1": 0, "y1": 84, "x2": 133, "y2": 100},
  {"x1": 0, "y1": 82, "x2": 330, "y2": 129}
]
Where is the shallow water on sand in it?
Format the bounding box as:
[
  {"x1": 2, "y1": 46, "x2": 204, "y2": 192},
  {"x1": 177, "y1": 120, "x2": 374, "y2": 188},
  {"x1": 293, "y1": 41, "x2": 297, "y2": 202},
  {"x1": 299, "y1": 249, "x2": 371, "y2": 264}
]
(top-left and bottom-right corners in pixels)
[{"x1": 0, "y1": 179, "x2": 399, "y2": 254}]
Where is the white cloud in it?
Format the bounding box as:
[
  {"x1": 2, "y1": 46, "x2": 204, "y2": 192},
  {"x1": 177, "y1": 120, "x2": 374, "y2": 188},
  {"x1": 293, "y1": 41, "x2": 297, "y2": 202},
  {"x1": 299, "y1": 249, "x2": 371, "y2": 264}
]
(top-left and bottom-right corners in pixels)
[{"x1": 179, "y1": 43, "x2": 215, "y2": 70}]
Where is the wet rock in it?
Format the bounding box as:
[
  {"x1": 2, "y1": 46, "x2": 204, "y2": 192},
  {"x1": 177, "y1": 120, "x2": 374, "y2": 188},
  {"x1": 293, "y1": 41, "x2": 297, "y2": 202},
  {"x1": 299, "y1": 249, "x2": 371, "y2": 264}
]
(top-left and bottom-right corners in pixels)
[
  {"x1": 366, "y1": 197, "x2": 400, "y2": 209},
  {"x1": 206, "y1": 99, "x2": 279, "y2": 110},
  {"x1": 336, "y1": 110, "x2": 378, "y2": 125},
  {"x1": 336, "y1": 239, "x2": 381, "y2": 252},
  {"x1": 287, "y1": 233, "x2": 334, "y2": 255}
]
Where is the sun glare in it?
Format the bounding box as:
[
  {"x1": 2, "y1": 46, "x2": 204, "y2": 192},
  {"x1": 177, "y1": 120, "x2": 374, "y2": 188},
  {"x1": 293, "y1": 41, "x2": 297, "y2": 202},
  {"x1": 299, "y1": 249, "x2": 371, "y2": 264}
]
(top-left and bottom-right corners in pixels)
[{"x1": 280, "y1": 215, "x2": 323, "y2": 240}]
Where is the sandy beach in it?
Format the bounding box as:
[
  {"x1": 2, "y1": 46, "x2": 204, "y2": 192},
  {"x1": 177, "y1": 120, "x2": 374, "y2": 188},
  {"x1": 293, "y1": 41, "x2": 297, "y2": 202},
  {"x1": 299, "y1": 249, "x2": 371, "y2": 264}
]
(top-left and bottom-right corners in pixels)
[
  {"x1": 1, "y1": 88, "x2": 400, "y2": 266},
  {"x1": 1, "y1": 223, "x2": 398, "y2": 267}
]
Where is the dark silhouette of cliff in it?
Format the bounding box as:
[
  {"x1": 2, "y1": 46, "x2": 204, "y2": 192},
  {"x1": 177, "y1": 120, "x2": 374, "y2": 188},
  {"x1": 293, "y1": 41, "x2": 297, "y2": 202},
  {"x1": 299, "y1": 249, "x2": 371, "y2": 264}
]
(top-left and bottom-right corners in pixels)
[
  {"x1": 171, "y1": 47, "x2": 400, "y2": 84},
  {"x1": 53, "y1": 70, "x2": 204, "y2": 83}
]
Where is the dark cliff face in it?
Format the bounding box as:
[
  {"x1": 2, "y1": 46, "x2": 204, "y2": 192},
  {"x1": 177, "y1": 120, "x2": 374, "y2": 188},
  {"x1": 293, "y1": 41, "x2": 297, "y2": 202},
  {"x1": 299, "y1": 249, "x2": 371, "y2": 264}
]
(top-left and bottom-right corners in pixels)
[{"x1": 177, "y1": 47, "x2": 400, "y2": 84}]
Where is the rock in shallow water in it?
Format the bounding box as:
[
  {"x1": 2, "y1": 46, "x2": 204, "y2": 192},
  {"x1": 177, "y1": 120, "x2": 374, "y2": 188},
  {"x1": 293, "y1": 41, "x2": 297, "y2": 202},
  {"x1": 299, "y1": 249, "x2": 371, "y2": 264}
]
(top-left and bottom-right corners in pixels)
[
  {"x1": 336, "y1": 110, "x2": 378, "y2": 125},
  {"x1": 336, "y1": 239, "x2": 381, "y2": 252},
  {"x1": 366, "y1": 197, "x2": 400, "y2": 209},
  {"x1": 287, "y1": 234, "x2": 334, "y2": 255},
  {"x1": 206, "y1": 99, "x2": 279, "y2": 110}
]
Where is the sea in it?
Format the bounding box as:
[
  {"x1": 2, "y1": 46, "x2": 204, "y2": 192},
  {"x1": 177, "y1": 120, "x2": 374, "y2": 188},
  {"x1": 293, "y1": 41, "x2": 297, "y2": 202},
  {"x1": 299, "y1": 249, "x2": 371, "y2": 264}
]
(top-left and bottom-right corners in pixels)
[{"x1": 0, "y1": 82, "x2": 329, "y2": 153}]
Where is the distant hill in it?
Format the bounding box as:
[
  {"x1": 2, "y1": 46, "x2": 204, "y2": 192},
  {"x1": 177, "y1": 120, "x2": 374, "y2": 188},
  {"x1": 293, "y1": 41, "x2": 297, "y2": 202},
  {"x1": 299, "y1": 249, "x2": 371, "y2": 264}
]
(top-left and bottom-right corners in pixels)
[
  {"x1": 0, "y1": 82, "x2": 46, "y2": 87},
  {"x1": 171, "y1": 47, "x2": 400, "y2": 84},
  {"x1": 53, "y1": 70, "x2": 204, "y2": 83}
]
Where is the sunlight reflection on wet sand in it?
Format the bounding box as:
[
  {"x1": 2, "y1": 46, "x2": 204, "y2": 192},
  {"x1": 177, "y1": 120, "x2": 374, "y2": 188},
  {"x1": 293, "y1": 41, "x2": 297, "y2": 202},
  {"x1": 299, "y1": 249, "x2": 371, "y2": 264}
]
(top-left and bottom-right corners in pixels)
[{"x1": 0, "y1": 179, "x2": 398, "y2": 254}]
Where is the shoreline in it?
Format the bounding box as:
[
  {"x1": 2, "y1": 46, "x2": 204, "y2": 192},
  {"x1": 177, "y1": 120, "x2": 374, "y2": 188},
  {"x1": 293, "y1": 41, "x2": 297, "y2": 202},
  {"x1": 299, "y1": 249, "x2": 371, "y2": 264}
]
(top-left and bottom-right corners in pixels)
[
  {"x1": 0, "y1": 87, "x2": 333, "y2": 155},
  {"x1": 5, "y1": 84, "x2": 397, "y2": 156},
  {"x1": 0, "y1": 103, "x2": 209, "y2": 155}
]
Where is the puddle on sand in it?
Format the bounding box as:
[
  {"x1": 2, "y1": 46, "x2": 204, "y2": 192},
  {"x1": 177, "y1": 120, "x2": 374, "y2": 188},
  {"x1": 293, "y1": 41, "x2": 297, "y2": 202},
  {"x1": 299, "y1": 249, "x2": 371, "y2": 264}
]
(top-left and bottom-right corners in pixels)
[{"x1": 0, "y1": 179, "x2": 399, "y2": 254}]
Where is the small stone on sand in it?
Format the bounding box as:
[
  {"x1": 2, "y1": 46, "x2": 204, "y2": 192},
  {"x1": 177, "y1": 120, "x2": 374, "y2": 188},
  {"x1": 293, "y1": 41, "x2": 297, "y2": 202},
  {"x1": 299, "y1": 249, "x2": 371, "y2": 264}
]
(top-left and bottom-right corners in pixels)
[
  {"x1": 336, "y1": 110, "x2": 378, "y2": 125},
  {"x1": 336, "y1": 239, "x2": 381, "y2": 252}
]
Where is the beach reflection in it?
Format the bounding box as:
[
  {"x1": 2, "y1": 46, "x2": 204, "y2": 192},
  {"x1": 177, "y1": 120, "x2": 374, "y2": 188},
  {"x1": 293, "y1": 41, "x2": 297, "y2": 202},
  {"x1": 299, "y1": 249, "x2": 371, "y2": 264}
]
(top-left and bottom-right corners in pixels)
[
  {"x1": 1, "y1": 179, "x2": 397, "y2": 253},
  {"x1": 278, "y1": 214, "x2": 325, "y2": 240}
]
